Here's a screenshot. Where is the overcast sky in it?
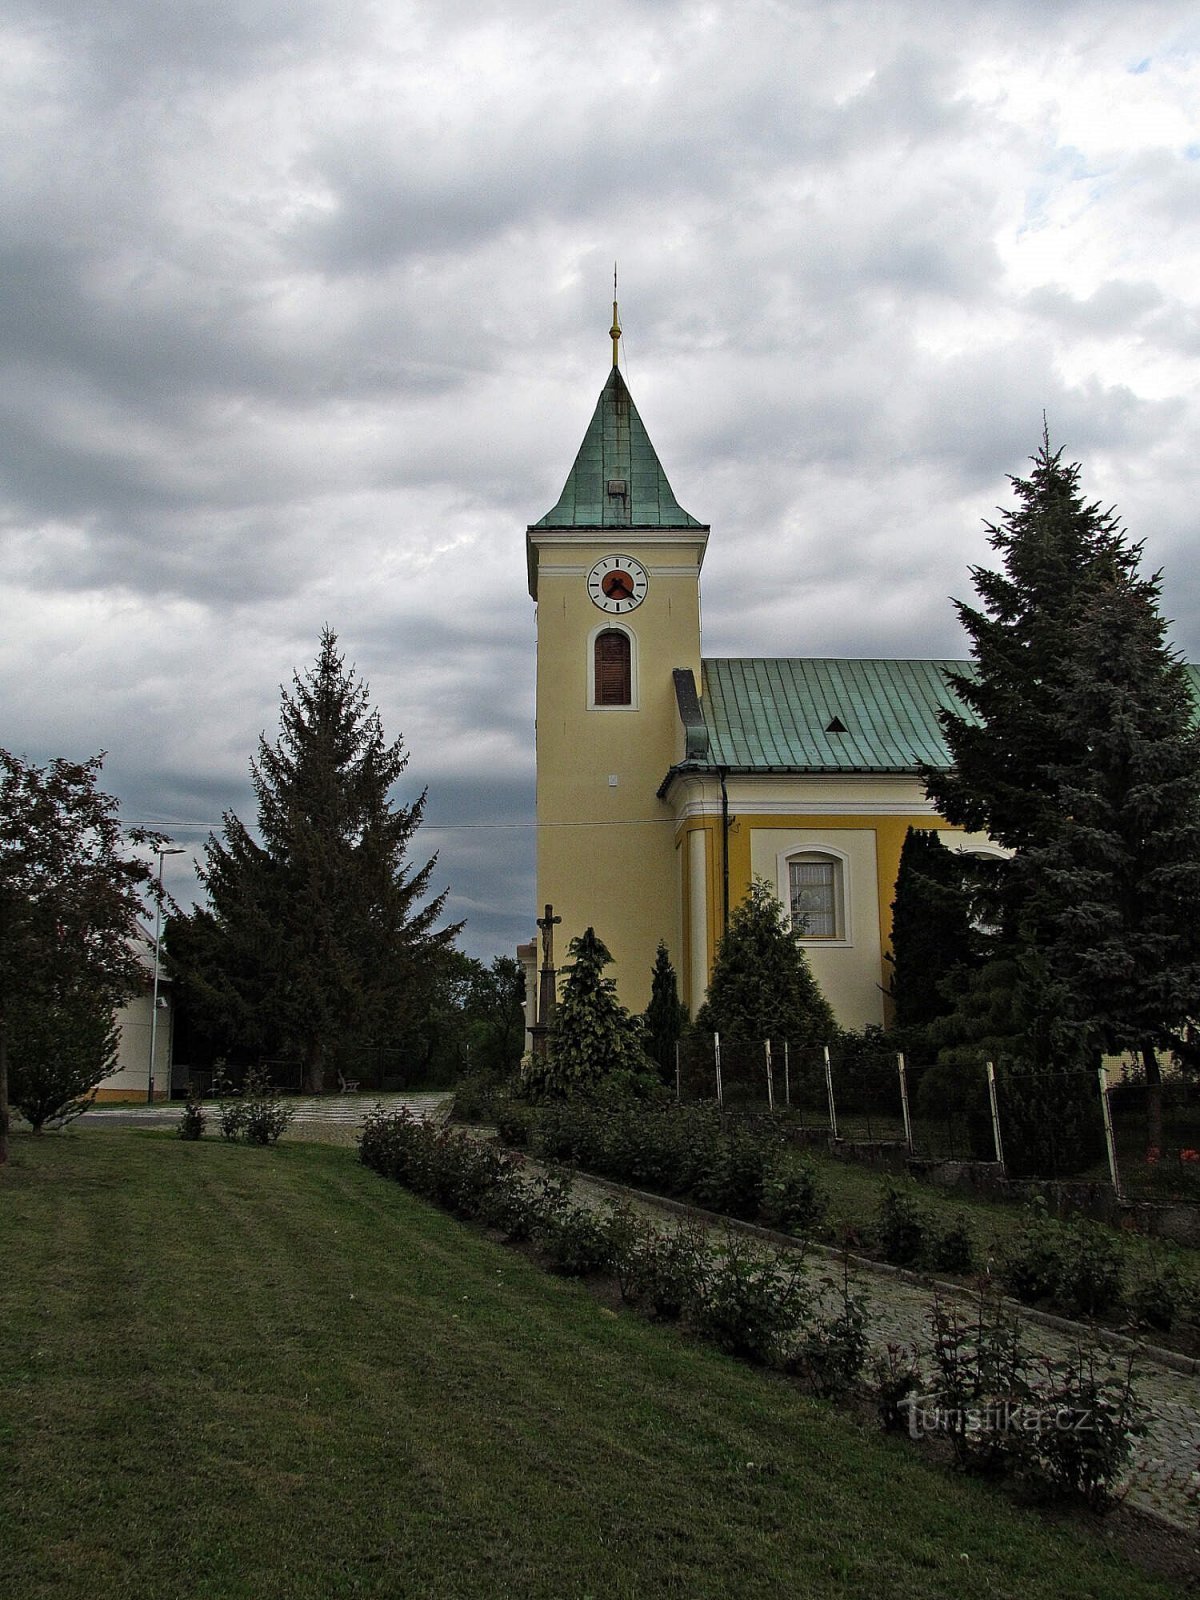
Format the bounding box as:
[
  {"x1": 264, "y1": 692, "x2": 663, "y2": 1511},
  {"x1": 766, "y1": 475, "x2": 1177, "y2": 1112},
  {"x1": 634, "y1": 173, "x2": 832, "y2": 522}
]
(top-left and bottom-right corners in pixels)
[{"x1": 1, "y1": 0, "x2": 1197, "y2": 963}]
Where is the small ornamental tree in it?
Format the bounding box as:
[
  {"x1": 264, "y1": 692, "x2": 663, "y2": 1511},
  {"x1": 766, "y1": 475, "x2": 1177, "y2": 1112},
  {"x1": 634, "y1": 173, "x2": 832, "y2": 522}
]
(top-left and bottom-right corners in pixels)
[
  {"x1": 643, "y1": 941, "x2": 686, "y2": 1079},
  {"x1": 695, "y1": 878, "x2": 835, "y2": 1046},
  {"x1": 524, "y1": 927, "x2": 648, "y2": 1099},
  {"x1": 0, "y1": 751, "x2": 162, "y2": 1155}
]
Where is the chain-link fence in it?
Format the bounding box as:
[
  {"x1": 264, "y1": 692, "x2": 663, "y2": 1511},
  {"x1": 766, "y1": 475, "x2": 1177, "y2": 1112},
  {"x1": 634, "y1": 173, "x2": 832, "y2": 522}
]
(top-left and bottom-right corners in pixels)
[
  {"x1": 1105, "y1": 1076, "x2": 1200, "y2": 1203},
  {"x1": 670, "y1": 1032, "x2": 1200, "y2": 1208}
]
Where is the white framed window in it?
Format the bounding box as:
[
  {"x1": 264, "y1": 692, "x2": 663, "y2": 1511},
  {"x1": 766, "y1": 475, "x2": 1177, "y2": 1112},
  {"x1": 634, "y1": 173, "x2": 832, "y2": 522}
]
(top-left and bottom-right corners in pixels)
[
  {"x1": 587, "y1": 621, "x2": 639, "y2": 710},
  {"x1": 784, "y1": 849, "x2": 850, "y2": 944}
]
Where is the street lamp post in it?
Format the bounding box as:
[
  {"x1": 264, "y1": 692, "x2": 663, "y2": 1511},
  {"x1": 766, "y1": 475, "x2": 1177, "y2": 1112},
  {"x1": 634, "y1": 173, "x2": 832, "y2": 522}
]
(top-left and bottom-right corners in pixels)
[{"x1": 148, "y1": 846, "x2": 185, "y2": 1105}]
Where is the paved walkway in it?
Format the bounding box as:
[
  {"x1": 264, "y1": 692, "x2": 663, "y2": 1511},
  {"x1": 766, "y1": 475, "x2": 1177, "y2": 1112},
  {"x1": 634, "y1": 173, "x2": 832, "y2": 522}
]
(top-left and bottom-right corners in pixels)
[
  {"x1": 78, "y1": 1092, "x2": 452, "y2": 1143},
  {"x1": 553, "y1": 1165, "x2": 1200, "y2": 1533}
]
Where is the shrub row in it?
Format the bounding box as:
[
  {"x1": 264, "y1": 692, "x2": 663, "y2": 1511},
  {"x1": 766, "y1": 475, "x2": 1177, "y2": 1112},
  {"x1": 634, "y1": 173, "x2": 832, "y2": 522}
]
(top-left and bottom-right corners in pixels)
[
  {"x1": 358, "y1": 1108, "x2": 866, "y2": 1391},
  {"x1": 999, "y1": 1202, "x2": 1195, "y2": 1333},
  {"x1": 361, "y1": 1110, "x2": 1144, "y2": 1507},
  {"x1": 526, "y1": 1099, "x2": 829, "y2": 1237},
  {"x1": 468, "y1": 1092, "x2": 1197, "y2": 1342},
  {"x1": 193, "y1": 1068, "x2": 295, "y2": 1146}
]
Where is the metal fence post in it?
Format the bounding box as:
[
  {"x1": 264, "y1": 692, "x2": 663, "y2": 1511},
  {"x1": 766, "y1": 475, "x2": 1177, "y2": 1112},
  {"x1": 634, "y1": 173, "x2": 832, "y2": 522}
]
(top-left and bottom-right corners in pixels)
[
  {"x1": 1098, "y1": 1063, "x2": 1124, "y2": 1201},
  {"x1": 765, "y1": 1039, "x2": 775, "y2": 1112},
  {"x1": 823, "y1": 1043, "x2": 839, "y2": 1141},
  {"x1": 714, "y1": 1032, "x2": 723, "y2": 1108},
  {"x1": 783, "y1": 1041, "x2": 791, "y2": 1109},
  {"x1": 986, "y1": 1060, "x2": 1006, "y2": 1173},
  {"x1": 897, "y1": 1052, "x2": 914, "y2": 1155}
]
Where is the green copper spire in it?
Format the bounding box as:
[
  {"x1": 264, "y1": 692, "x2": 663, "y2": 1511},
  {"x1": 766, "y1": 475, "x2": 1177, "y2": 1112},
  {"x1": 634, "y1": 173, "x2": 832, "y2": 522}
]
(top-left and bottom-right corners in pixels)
[{"x1": 532, "y1": 365, "x2": 702, "y2": 530}]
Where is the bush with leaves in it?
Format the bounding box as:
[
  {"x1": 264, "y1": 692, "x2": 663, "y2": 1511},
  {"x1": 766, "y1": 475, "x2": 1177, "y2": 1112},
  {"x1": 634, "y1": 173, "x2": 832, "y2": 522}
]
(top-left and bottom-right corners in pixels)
[
  {"x1": 759, "y1": 1159, "x2": 828, "y2": 1237},
  {"x1": 1030, "y1": 1348, "x2": 1144, "y2": 1510},
  {"x1": 1128, "y1": 1260, "x2": 1186, "y2": 1334},
  {"x1": 691, "y1": 1232, "x2": 809, "y2": 1365},
  {"x1": 1057, "y1": 1222, "x2": 1123, "y2": 1320},
  {"x1": 694, "y1": 877, "x2": 835, "y2": 1047},
  {"x1": 924, "y1": 1289, "x2": 1034, "y2": 1476},
  {"x1": 522, "y1": 927, "x2": 651, "y2": 1100},
  {"x1": 785, "y1": 1256, "x2": 869, "y2": 1398},
  {"x1": 617, "y1": 1219, "x2": 709, "y2": 1322},
  {"x1": 692, "y1": 1128, "x2": 766, "y2": 1220},
  {"x1": 928, "y1": 1215, "x2": 976, "y2": 1276},
  {"x1": 239, "y1": 1068, "x2": 295, "y2": 1146},
  {"x1": 177, "y1": 1090, "x2": 206, "y2": 1141},
  {"x1": 875, "y1": 1182, "x2": 927, "y2": 1266},
  {"x1": 535, "y1": 1200, "x2": 618, "y2": 1278},
  {"x1": 999, "y1": 1203, "x2": 1065, "y2": 1305},
  {"x1": 873, "y1": 1343, "x2": 925, "y2": 1433},
  {"x1": 917, "y1": 1286, "x2": 1144, "y2": 1506}
]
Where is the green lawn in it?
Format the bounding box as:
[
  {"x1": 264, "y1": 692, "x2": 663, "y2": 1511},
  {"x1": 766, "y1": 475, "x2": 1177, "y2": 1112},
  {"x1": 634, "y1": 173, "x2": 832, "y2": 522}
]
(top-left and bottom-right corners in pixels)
[{"x1": 0, "y1": 1130, "x2": 1182, "y2": 1600}]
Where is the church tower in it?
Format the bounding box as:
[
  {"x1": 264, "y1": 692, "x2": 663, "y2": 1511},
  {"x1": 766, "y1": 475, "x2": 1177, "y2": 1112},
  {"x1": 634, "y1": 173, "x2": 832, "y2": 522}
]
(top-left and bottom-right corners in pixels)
[{"x1": 526, "y1": 306, "x2": 709, "y2": 1010}]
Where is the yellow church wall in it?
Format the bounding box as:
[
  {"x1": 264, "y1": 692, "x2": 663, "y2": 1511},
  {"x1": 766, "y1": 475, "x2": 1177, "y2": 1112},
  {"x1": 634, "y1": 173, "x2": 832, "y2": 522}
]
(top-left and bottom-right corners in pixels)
[
  {"x1": 670, "y1": 768, "x2": 998, "y2": 1029},
  {"x1": 531, "y1": 530, "x2": 706, "y2": 1012}
]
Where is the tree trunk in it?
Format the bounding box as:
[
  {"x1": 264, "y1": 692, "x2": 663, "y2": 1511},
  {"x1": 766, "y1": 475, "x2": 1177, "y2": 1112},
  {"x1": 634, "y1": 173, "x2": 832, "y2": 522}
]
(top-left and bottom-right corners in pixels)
[
  {"x1": 1142, "y1": 1041, "x2": 1164, "y2": 1159},
  {"x1": 302, "y1": 1036, "x2": 325, "y2": 1096}
]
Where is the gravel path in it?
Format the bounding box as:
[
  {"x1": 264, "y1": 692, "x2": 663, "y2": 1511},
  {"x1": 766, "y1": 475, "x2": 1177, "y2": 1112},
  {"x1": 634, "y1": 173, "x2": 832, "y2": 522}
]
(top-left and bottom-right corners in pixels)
[{"x1": 77, "y1": 1092, "x2": 452, "y2": 1146}]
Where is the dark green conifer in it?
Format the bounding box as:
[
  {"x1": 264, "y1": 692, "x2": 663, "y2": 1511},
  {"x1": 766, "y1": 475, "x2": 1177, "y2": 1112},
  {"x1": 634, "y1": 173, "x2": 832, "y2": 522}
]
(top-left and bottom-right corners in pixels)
[
  {"x1": 525, "y1": 927, "x2": 647, "y2": 1098},
  {"x1": 643, "y1": 941, "x2": 686, "y2": 1079},
  {"x1": 695, "y1": 878, "x2": 834, "y2": 1045}
]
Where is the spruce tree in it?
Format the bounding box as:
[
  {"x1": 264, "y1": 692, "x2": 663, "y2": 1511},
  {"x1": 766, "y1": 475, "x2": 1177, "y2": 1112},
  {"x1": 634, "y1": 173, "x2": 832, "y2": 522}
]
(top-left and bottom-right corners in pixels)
[
  {"x1": 643, "y1": 940, "x2": 686, "y2": 1080},
  {"x1": 887, "y1": 828, "x2": 980, "y2": 1042},
  {"x1": 926, "y1": 439, "x2": 1138, "y2": 1068},
  {"x1": 525, "y1": 927, "x2": 647, "y2": 1098},
  {"x1": 695, "y1": 877, "x2": 835, "y2": 1045},
  {"x1": 926, "y1": 436, "x2": 1133, "y2": 857},
  {"x1": 178, "y1": 630, "x2": 458, "y2": 1092},
  {"x1": 927, "y1": 435, "x2": 1200, "y2": 1155},
  {"x1": 1025, "y1": 567, "x2": 1200, "y2": 1146}
]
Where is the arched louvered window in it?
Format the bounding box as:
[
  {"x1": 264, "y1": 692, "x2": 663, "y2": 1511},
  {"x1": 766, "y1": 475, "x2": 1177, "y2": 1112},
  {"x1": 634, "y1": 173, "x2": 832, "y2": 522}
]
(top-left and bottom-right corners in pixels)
[{"x1": 594, "y1": 629, "x2": 632, "y2": 707}]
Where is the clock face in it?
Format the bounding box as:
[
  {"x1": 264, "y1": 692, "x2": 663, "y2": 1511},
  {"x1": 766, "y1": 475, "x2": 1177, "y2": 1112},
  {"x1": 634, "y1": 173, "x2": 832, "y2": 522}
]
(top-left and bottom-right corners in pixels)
[{"x1": 587, "y1": 554, "x2": 648, "y2": 614}]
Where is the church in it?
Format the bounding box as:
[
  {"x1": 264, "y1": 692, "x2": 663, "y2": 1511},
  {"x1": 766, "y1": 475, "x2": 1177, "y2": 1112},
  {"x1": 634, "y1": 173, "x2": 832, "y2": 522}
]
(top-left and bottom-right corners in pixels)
[{"x1": 523, "y1": 308, "x2": 998, "y2": 1030}]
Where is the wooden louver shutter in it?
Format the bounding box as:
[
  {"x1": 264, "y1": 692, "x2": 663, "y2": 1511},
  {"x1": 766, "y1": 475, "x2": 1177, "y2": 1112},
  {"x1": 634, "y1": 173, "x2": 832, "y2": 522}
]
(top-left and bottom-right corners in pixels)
[{"x1": 594, "y1": 630, "x2": 632, "y2": 706}]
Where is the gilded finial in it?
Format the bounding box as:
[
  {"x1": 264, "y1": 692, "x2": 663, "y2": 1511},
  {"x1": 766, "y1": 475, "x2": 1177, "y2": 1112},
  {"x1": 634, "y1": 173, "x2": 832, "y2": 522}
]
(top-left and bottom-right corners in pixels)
[{"x1": 610, "y1": 261, "x2": 621, "y2": 368}]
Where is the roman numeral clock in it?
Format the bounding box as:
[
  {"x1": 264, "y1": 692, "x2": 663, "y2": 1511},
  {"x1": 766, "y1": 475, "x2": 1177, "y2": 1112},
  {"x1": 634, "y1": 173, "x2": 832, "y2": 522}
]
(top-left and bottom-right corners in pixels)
[{"x1": 587, "y1": 554, "x2": 649, "y2": 614}]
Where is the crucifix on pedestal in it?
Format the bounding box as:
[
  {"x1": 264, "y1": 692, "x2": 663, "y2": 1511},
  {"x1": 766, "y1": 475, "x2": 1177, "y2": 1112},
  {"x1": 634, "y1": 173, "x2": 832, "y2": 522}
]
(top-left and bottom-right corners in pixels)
[{"x1": 530, "y1": 903, "x2": 562, "y2": 1059}]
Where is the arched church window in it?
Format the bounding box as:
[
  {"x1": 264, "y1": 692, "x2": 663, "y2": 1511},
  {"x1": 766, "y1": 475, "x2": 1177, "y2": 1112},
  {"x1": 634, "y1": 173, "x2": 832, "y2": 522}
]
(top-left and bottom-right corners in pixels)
[
  {"x1": 788, "y1": 851, "x2": 846, "y2": 940},
  {"x1": 594, "y1": 629, "x2": 632, "y2": 707}
]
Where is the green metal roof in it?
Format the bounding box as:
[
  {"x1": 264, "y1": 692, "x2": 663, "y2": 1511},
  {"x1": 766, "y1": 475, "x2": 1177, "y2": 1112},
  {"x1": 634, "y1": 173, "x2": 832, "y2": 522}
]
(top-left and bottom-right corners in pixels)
[
  {"x1": 694, "y1": 658, "x2": 978, "y2": 774},
  {"x1": 531, "y1": 366, "x2": 703, "y2": 530},
  {"x1": 670, "y1": 658, "x2": 1200, "y2": 779}
]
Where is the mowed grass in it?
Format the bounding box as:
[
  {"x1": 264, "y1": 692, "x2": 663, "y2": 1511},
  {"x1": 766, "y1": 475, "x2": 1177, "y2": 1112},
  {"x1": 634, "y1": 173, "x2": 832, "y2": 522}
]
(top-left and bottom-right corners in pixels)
[{"x1": 0, "y1": 1133, "x2": 1179, "y2": 1600}]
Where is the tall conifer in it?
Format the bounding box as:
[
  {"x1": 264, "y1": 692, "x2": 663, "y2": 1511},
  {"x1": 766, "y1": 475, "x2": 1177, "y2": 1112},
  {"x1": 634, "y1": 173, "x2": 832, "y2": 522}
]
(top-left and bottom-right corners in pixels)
[
  {"x1": 180, "y1": 630, "x2": 457, "y2": 1091},
  {"x1": 927, "y1": 437, "x2": 1200, "y2": 1152}
]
